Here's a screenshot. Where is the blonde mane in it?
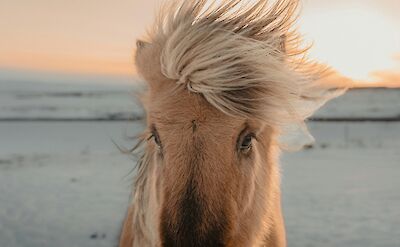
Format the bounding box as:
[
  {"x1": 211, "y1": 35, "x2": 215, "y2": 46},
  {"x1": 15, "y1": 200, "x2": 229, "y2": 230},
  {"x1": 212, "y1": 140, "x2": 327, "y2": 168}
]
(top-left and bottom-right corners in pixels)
[{"x1": 137, "y1": 0, "x2": 342, "y2": 129}]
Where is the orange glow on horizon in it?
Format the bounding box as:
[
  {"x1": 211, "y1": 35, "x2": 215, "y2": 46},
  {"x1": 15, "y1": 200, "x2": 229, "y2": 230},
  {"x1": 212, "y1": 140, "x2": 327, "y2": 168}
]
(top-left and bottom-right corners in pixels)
[
  {"x1": 0, "y1": 51, "x2": 135, "y2": 76},
  {"x1": 0, "y1": 0, "x2": 398, "y2": 87}
]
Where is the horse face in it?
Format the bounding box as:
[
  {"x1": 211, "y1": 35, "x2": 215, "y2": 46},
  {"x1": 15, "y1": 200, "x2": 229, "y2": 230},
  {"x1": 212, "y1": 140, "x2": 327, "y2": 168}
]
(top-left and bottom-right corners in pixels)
[{"x1": 145, "y1": 85, "x2": 273, "y2": 246}]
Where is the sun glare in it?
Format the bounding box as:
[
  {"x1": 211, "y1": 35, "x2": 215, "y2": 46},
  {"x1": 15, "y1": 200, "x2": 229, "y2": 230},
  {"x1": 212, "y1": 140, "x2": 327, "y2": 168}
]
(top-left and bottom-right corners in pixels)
[{"x1": 299, "y1": 3, "x2": 400, "y2": 82}]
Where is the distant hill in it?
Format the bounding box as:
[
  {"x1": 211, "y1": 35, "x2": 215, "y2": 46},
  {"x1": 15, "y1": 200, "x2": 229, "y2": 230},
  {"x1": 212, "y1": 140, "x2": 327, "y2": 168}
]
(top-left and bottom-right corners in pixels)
[
  {"x1": 0, "y1": 80, "x2": 399, "y2": 121},
  {"x1": 314, "y1": 88, "x2": 400, "y2": 121}
]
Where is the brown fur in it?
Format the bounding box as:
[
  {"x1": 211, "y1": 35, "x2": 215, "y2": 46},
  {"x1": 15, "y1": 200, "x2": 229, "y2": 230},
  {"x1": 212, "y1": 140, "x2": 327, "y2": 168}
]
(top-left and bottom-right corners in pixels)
[
  {"x1": 121, "y1": 83, "x2": 284, "y2": 246},
  {"x1": 120, "y1": 0, "x2": 344, "y2": 246}
]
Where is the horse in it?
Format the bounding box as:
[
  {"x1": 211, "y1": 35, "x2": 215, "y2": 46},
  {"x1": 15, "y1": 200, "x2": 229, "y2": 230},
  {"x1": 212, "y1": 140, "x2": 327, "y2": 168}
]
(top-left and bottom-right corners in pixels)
[{"x1": 120, "y1": 0, "x2": 343, "y2": 246}]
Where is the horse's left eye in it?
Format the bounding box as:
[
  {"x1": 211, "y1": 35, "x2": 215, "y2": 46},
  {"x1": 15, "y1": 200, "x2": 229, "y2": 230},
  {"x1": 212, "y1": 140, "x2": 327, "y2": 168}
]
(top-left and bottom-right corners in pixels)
[
  {"x1": 239, "y1": 133, "x2": 254, "y2": 153},
  {"x1": 149, "y1": 126, "x2": 162, "y2": 149},
  {"x1": 151, "y1": 132, "x2": 162, "y2": 148}
]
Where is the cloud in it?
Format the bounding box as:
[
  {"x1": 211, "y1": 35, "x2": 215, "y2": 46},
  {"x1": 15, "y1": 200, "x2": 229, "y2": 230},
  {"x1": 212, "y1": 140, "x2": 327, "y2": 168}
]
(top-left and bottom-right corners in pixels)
[
  {"x1": 367, "y1": 55, "x2": 400, "y2": 88},
  {"x1": 369, "y1": 71, "x2": 400, "y2": 88},
  {"x1": 316, "y1": 55, "x2": 400, "y2": 89}
]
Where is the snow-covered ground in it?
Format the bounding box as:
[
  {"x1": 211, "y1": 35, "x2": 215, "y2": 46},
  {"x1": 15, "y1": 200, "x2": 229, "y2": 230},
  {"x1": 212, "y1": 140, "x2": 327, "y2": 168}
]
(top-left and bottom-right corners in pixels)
[
  {"x1": 1, "y1": 80, "x2": 399, "y2": 247},
  {"x1": 1, "y1": 80, "x2": 399, "y2": 120},
  {"x1": 0, "y1": 121, "x2": 140, "y2": 247},
  {"x1": 314, "y1": 88, "x2": 400, "y2": 119},
  {"x1": 282, "y1": 133, "x2": 400, "y2": 247},
  {"x1": 0, "y1": 80, "x2": 142, "y2": 120}
]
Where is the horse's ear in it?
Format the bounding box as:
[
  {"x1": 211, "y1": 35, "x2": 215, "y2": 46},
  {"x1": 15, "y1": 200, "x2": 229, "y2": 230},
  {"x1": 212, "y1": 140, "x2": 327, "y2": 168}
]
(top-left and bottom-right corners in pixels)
[
  {"x1": 134, "y1": 39, "x2": 166, "y2": 90},
  {"x1": 135, "y1": 39, "x2": 150, "y2": 61},
  {"x1": 136, "y1": 39, "x2": 149, "y2": 50}
]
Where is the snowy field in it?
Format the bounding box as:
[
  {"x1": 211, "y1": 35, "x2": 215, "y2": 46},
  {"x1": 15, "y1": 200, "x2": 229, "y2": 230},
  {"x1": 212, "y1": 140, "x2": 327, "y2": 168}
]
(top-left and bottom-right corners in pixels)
[
  {"x1": 1, "y1": 80, "x2": 400, "y2": 120},
  {"x1": 1, "y1": 80, "x2": 399, "y2": 247}
]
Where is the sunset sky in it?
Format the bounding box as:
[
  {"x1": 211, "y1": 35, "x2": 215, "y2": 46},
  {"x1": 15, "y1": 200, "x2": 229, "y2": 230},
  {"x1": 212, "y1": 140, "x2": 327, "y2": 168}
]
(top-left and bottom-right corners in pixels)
[{"x1": 0, "y1": 0, "x2": 399, "y2": 86}]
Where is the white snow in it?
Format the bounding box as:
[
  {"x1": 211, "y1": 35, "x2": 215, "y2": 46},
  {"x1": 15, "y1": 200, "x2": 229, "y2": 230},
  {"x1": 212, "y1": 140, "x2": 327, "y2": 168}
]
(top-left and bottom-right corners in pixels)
[
  {"x1": 0, "y1": 121, "x2": 141, "y2": 247},
  {"x1": 282, "y1": 144, "x2": 400, "y2": 247},
  {"x1": 0, "y1": 80, "x2": 143, "y2": 120}
]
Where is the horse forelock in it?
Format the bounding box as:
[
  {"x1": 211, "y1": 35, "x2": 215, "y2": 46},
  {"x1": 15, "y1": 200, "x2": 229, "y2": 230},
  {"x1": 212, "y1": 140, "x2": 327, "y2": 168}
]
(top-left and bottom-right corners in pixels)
[{"x1": 135, "y1": 0, "x2": 344, "y2": 132}]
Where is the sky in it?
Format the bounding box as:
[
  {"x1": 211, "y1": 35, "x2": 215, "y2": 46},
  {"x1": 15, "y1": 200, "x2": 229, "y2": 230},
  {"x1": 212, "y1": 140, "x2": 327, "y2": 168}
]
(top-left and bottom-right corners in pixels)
[{"x1": 0, "y1": 0, "x2": 399, "y2": 87}]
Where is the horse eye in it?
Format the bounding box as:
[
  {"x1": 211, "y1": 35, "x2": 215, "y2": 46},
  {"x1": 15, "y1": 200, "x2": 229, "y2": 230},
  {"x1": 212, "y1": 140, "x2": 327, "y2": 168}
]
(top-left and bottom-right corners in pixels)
[
  {"x1": 239, "y1": 133, "x2": 254, "y2": 152},
  {"x1": 151, "y1": 133, "x2": 161, "y2": 147},
  {"x1": 149, "y1": 126, "x2": 162, "y2": 148}
]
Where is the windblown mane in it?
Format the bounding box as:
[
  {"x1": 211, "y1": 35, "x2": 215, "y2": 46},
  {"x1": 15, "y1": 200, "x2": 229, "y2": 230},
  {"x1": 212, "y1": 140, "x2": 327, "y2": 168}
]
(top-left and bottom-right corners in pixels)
[{"x1": 136, "y1": 0, "x2": 343, "y2": 128}]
